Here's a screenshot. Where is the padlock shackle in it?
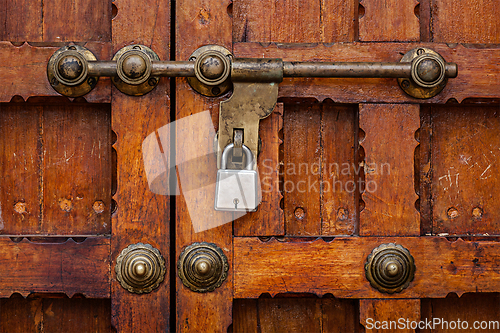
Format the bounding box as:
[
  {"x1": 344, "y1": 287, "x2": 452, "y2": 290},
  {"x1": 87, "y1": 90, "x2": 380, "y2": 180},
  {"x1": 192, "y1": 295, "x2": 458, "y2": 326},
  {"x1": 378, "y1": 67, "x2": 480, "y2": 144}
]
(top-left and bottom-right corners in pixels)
[{"x1": 220, "y1": 143, "x2": 254, "y2": 170}]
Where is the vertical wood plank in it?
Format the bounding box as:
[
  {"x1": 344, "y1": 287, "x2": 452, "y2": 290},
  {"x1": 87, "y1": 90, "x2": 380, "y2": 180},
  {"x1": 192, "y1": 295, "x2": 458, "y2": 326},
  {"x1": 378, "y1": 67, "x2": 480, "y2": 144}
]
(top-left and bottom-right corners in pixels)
[
  {"x1": 176, "y1": 0, "x2": 233, "y2": 331},
  {"x1": 0, "y1": 0, "x2": 42, "y2": 42},
  {"x1": 233, "y1": 298, "x2": 359, "y2": 332},
  {"x1": 259, "y1": 298, "x2": 322, "y2": 332},
  {"x1": 43, "y1": 104, "x2": 111, "y2": 235},
  {"x1": 431, "y1": 105, "x2": 500, "y2": 236},
  {"x1": 359, "y1": 104, "x2": 420, "y2": 236},
  {"x1": 359, "y1": 0, "x2": 420, "y2": 41},
  {"x1": 0, "y1": 103, "x2": 41, "y2": 234},
  {"x1": 233, "y1": 299, "x2": 259, "y2": 333},
  {"x1": 42, "y1": 298, "x2": 114, "y2": 333},
  {"x1": 233, "y1": 0, "x2": 356, "y2": 43},
  {"x1": 421, "y1": 293, "x2": 500, "y2": 333},
  {"x1": 42, "y1": 0, "x2": 111, "y2": 42},
  {"x1": 322, "y1": 298, "x2": 359, "y2": 332},
  {"x1": 111, "y1": 0, "x2": 170, "y2": 331},
  {"x1": 431, "y1": 0, "x2": 500, "y2": 43},
  {"x1": 284, "y1": 103, "x2": 321, "y2": 236},
  {"x1": 360, "y1": 299, "x2": 420, "y2": 333},
  {"x1": 234, "y1": 104, "x2": 284, "y2": 236},
  {"x1": 0, "y1": 297, "x2": 41, "y2": 332},
  {"x1": 321, "y1": 104, "x2": 357, "y2": 236}
]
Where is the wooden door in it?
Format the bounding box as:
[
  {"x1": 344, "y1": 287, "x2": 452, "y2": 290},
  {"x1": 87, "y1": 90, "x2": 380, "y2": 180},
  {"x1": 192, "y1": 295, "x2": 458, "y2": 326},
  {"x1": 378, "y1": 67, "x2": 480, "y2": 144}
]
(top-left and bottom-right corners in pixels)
[
  {"x1": 176, "y1": 0, "x2": 500, "y2": 332},
  {"x1": 1, "y1": 0, "x2": 500, "y2": 332},
  {"x1": 0, "y1": 0, "x2": 170, "y2": 331}
]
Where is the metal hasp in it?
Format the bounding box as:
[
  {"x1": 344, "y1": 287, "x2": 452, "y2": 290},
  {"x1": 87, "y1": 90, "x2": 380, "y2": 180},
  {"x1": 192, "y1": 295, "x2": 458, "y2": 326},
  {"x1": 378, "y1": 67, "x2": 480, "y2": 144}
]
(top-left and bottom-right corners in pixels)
[
  {"x1": 365, "y1": 243, "x2": 416, "y2": 294},
  {"x1": 115, "y1": 243, "x2": 166, "y2": 294},
  {"x1": 178, "y1": 242, "x2": 229, "y2": 293}
]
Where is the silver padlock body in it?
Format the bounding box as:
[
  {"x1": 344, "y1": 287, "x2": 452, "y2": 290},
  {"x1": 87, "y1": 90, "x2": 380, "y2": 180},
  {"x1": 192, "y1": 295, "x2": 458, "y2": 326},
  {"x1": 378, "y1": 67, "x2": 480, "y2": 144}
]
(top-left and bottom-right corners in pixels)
[{"x1": 215, "y1": 169, "x2": 260, "y2": 212}]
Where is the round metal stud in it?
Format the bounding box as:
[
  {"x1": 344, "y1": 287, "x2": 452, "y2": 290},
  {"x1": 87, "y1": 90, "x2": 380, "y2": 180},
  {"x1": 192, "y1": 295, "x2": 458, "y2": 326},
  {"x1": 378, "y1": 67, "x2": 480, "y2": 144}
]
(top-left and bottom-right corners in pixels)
[
  {"x1": 187, "y1": 45, "x2": 233, "y2": 97},
  {"x1": 398, "y1": 48, "x2": 448, "y2": 99},
  {"x1": 47, "y1": 45, "x2": 98, "y2": 97},
  {"x1": 365, "y1": 243, "x2": 416, "y2": 294},
  {"x1": 115, "y1": 243, "x2": 166, "y2": 294},
  {"x1": 178, "y1": 242, "x2": 229, "y2": 293},
  {"x1": 112, "y1": 45, "x2": 160, "y2": 96}
]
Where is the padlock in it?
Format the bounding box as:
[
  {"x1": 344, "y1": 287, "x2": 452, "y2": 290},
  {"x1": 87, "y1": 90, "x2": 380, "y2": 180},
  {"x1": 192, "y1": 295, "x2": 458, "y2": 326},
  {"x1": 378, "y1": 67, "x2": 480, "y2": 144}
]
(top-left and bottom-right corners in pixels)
[{"x1": 214, "y1": 143, "x2": 260, "y2": 212}]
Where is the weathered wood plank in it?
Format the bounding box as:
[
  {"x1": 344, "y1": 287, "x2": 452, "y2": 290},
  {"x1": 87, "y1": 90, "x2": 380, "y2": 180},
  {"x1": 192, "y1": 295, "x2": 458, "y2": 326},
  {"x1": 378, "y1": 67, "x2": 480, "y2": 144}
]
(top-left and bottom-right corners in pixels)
[
  {"x1": 233, "y1": 0, "x2": 356, "y2": 43},
  {"x1": 360, "y1": 299, "x2": 421, "y2": 333},
  {"x1": 431, "y1": 0, "x2": 500, "y2": 43},
  {"x1": 0, "y1": 0, "x2": 110, "y2": 42},
  {"x1": 0, "y1": 42, "x2": 111, "y2": 103},
  {"x1": 234, "y1": 237, "x2": 500, "y2": 298},
  {"x1": 234, "y1": 104, "x2": 284, "y2": 236},
  {"x1": 430, "y1": 105, "x2": 500, "y2": 236},
  {"x1": 321, "y1": 104, "x2": 358, "y2": 236},
  {"x1": 234, "y1": 43, "x2": 500, "y2": 103},
  {"x1": 42, "y1": 104, "x2": 111, "y2": 235},
  {"x1": 0, "y1": 103, "x2": 111, "y2": 236},
  {"x1": 359, "y1": 0, "x2": 419, "y2": 41},
  {"x1": 421, "y1": 293, "x2": 500, "y2": 332},
  {"x1": 284, "y1": 103, "x2": 322, "y2": 236},
  {"x1": 0, "y1": 237, "x2": 109, "y2": 298},
  {"x1": 111, "y1": 0, "x2": 171, "y2": 331},
  {"x1": 0, "y1": 297, "x2": 114, "y2": 333},
  {"x1": 175, "y1": 0, "x2": 233, "y2": 331},
  {"x1": 42, "y1": 0, "x2": 111, "y2": 42},
  {"x1": 0, "y1": 103, "x2": 41, "y2": 234},
  {"x1": 359, "y1": 104, "x2": 420, "y2": 236},
  {"x1": 233, "y1": 297, "x2": 358, "y2": 333},
  {"x1": 0, "y1": 0, "x2": 42, "y2": 42}
]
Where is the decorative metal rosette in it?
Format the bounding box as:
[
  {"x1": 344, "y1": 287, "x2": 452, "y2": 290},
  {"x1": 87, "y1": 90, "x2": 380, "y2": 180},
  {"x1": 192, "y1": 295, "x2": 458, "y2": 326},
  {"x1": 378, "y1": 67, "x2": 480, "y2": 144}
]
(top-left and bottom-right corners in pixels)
[
  {"x1": 115, "y1": 243, "x2": 166, "y2": 294},
  {"x1": 365, "y1": 243, "x2": 416, "y2": 294},
  {"x1": 178, "y1": 242, "x2": 229, "y2": 293}
]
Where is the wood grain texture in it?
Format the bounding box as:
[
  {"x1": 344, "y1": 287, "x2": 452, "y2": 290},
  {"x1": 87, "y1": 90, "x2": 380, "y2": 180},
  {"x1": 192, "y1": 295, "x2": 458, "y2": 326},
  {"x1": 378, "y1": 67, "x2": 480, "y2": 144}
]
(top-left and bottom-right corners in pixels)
[
  {"x1": 431, "y1": 0, "x2": 500, "y2": 43},
  {"x1": 234, "y1": 43, "x2": 500, "y2": 103},
  {"x1": 0, "y1": 0, "x2": 110, "y2": 42},
  {"x1": 359, "y1": 104, "x2": 420, "y2": 236},
  {"x1": 360, "y1": 299, "x2": 420, "y2": 333},
  {"x1": 0, "y1": 103, "x2": 111, "y2": 235},
  {"x1": 419, "y1": 106, "x2": 432, "y2": 235},
  {"x1": 421, "y1": 293, "x2": 500, "y2": 332},
  {"x1": 0, "y1": 103, "x2": 41, "y2": 234},
  {"x1": 42, "y1": 104, "x2": 111, "y2": 235},
  {"x1": 321, "y1": 104, "x2": 358, "y2": 236},
  {"x1": 0, "y1": 0, "x2": 42, "y2": 42},
  {"x1": 284, "y1": 102, "x2": 358, "y2": 236},
  {"x1": 176, "y1": 0, "x2": 233, "y2": 330},
  {"x1": 233, "y1": 297, "x2": 358, "y2": 333},
  {"x1": 0, "y1": 237, "x2": 109, "y2": 298},
  {"x1": 233, "y1": 0, "x2": 356, "y2": 43},
  {"x1": 284, "y1": 103, "x2": 322, "y2": 236},
  {"x1": 359, "y1": 0, "x2": 420, "y2": 41},
  {"x1": 0, "y1": 297, "x2": 114, "y2": 333},
  {"x1": 111, "y1": 0, "x2": 170, "y2": 331},
  {"x1": 0, "y1": 42, "x2": 111, "y2": 103},
  {"x1": 430, "y1": 105, "x2": 500, "y2": 236},
  {"x1": 234, "y1": 104, "x2": 284, "y2": 236},
  {"x1": 234, "y1": 237, "x2": 500, "y2": 298}
]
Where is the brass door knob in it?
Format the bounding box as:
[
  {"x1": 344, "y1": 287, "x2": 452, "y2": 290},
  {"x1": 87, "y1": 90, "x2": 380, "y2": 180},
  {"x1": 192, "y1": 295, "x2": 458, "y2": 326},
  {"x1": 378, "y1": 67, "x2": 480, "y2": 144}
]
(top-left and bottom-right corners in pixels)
[
  {"x1": 365, "y1": 243, "x2": 416, "y2": 294},
  {"x1": 177, "y1": 242, "x2": 229, "y2": 293},
  {"x1": 115, "y1": 243, "x2": 166, "y2": 294}
]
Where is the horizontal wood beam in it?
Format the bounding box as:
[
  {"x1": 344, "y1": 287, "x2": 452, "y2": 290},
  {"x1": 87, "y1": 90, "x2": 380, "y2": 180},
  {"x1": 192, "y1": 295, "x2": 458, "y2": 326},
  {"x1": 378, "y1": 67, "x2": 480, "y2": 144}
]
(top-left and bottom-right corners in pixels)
[
  {"x1": 0, "y1": 237, "x2": 109, "y2": 298},
  {"x1": 234, "y1": 42, "x2": 500, "y2": 104},
  {"x1": 0, "y1": 42, "x2": 111, "y2": 103},
  {"x1": 234, "y1": 236, "x2": 500, "y2": 298}
]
